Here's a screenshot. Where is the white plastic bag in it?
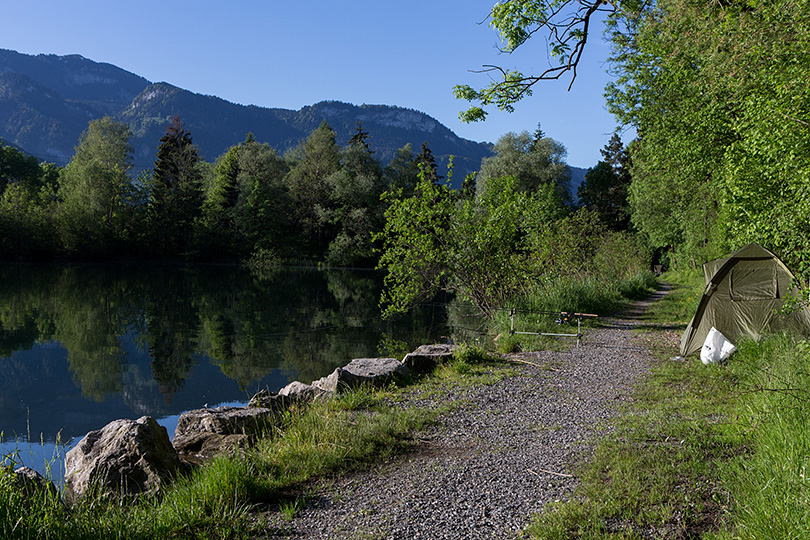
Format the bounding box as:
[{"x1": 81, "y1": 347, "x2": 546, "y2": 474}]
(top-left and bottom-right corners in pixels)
[{"x1": 701, "y1": 327, "x2": 737, "y2": 365}]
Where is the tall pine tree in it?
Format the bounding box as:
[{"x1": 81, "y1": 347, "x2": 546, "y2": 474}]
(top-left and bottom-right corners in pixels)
[
  {"x1": 147, "y1": 115, "x2": 203, "y2": 256},
  {"x1": 415, "y1": 142, "x2": 440, "y2": 184}
]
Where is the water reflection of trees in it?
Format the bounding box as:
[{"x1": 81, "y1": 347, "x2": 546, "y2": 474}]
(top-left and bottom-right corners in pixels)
[{"x1": 0, "y1": 264, "x2": 453, "y2": 403}]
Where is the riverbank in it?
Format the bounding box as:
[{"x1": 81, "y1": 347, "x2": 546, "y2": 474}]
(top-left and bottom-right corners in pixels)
[
  {"x1": 0, "y1": 281, "x2": 697, "y2": 540},
  {"x1": 261, "y1": 293, "x2": 668, "y2": 538}
]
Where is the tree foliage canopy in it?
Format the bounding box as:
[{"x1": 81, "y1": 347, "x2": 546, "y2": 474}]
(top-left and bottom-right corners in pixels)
[
  {"x1": 476, "y1": 128, "x2": 571, "y2": 203},
  {"x1": 605, "y1": 0, "x2": 810, "y2": 274}
]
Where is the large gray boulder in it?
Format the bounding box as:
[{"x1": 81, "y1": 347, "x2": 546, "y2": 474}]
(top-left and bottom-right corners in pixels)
[
  {"x1": 64, "y1": 416, "x2": 182, "y2": 502},
  {"x1": 312, "y1": 357, "x2": 411, "y2": 393},
  {"x1": 280, "y1": 380, "x2": 329, "y2": 400},
  {"x1": 172, "y1": 406, "x2": 274, "y2": 461},
  {"x1": 403, "y1": 344, "x2": 455, "y2": 373}
]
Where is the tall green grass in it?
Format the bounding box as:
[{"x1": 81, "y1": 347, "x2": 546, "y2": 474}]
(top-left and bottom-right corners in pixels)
[
  {"x1": 494, "y1": 271, "x2": 658, "y2": 352},
  {"x1": 710, "y1": 334, "x2": 810, "y2": 538}
]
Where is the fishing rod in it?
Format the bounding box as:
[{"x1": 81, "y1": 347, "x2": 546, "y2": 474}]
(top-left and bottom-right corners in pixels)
[{"x1": 508, "y1": 308, "x2": 598, "y2": 347}]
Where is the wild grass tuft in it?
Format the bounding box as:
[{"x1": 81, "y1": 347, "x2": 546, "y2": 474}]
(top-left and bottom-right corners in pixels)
[
  {"x1": 491, "y1": 272, "x2": 658, "y2": 353},
  {"x1": 448, "y1": 343, "x2": 496, "y2": 374},
  {"x1": 714, "y1": 334, "x2": 810, "y2": 537},
  {"x1": 617, "y1": 271, "x2": 660, "y2": 300},
  {"x1": 278, "y1": 495, "x2": 307, "y2": 521},
  {"x1": 144, "y1": 456, "x2": 264, "y2": 536},
  {"x1": 251, "y1": 389, "x2": 435, "y2": 494}
]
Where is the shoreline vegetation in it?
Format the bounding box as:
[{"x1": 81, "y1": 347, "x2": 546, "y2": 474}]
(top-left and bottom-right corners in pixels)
[{"x1": 5, "y1": 271, "x2": 810, "y2": 538}]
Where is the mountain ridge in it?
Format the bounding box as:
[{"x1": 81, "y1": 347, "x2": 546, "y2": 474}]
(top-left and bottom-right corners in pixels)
[{"x1": 0, "y1": 48, "x2": 495, "y2": 184}]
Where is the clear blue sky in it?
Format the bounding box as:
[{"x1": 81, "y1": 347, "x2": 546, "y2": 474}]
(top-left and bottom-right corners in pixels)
[{"x1": 3, "y1": 0, "x2": 625, "y2": 168}]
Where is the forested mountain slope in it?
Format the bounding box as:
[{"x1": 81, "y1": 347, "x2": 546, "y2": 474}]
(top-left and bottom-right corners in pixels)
[{"x1": 0, "y1": 49, "x2": 491, "y2": 183}]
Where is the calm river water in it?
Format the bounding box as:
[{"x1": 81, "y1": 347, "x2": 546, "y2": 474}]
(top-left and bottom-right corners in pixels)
[{"x1": 0, "y1": 262, "x2": 481, "y2": 476}]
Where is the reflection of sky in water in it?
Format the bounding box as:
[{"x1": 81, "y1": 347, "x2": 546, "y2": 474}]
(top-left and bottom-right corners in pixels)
[
  {"x1": 0, "y1": 265, "x2": 455, "y2": 480},
  {"x1": 0, "y1": 332, "x2": 295, "y2": 480}
]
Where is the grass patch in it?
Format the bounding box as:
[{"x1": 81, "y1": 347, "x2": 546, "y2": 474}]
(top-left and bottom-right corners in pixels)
[
  {"x1": 493, "y1": 272, "x2": 659, "y2": 353},
  {"x1": 710, "y1": 334, "x2": 810, "y2": 538},
  {"x1": 527, "y1": 352, "x2": 741, "y2": 538},
  {"x1": 527, "y1": 273, "x2": 810, "y2": 539},
  {"x1": 250, "y1": 393, "x2": 434, "y2": 494},
  {"x1": 642, "y1": 269, "x2": 702, "y2": 323}
]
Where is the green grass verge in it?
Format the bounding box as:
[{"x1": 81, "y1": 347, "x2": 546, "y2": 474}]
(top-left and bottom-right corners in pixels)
[{"x1": 526, "y1": 271, "x2": 810, "y2": 539}]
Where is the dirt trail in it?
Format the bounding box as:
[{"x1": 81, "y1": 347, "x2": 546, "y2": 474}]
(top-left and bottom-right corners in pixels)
[{"x1": 264, "y1": 291, "x2": 668, "y2": 539}]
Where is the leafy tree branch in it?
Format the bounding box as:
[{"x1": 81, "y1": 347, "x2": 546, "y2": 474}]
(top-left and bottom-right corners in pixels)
[{"x1": 455, "y1": 0, "x2": 619, "y2": 122}]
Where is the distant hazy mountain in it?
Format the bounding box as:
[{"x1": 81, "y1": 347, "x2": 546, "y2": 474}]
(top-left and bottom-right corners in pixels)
[
  {"x1": 569, "y1": 165, "x2": 587, "y2": 202},
  {"x1": 0, "y1": 49, "x2": 493, "y2": 185}
]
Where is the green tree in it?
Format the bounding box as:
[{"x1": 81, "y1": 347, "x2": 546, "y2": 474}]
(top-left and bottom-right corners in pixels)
[
  {"x1": 0, "y1": 142, "x2": 42, "y2": 195},
  {"x1": 378, "y1": 170, "x2": 561, "y2": 316},
  {"x1": 56, "y1": 117, "x2": 135, "y2": 254},
  {"x1": 147, "y1": 115, "x2": 204, "y2": 256},
  {"x1": 476, "y1": 129, "x2": 571, "y2": 203},
  {"x1": 0, "y1": 144, "x2": 60, "y2": 257},
  {"x1": 198, "y1": 138, "x2": 246, "y2": 256},
  {"x1": 415, "y1": 142, "x2": 440, "y2": 184},
  {"x1": 0, "y1": 181, "x2": 58, "y2": 257},
  {"x1": 233, "y1": 138, "x2": 292, "y2": 257},
  {"x1": 324, "y1": 139, "x2": 386, "y2": 266},
  {"x1": 347, "y1": 122, "x2": 373, "y2": 153},
  {"x1": 377, "y1": 170, "x2": 455, "y2": 316},
  {"x1": 602, "y1": 0, "x2": 810, "y2": 269},
  {"x1": 383, "y1": 143, "x2": 420, "y2": 198},
  {"x1": 284, "y1": 121, "x2": 341, "y2": 258},
  {"x1": 578, "y1": 135, "x2": 632, "y2": 230}
]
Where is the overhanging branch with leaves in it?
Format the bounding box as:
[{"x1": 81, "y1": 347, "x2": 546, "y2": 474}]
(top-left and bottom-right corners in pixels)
[{"x1": 455, "y1": 0, "x2": 618, "y2": 122}]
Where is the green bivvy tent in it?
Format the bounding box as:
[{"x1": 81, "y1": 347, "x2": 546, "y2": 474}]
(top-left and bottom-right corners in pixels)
[{"x1": 680, "y1": 243, "x2": 810, "y2": 356}]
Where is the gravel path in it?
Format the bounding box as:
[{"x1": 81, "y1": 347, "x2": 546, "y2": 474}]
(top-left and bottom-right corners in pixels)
[{"x1": 266, "y1": 291, "x2": 667, "y2": 539}]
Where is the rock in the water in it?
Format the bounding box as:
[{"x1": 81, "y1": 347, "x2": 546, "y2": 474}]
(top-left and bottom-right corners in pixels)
[
  {"x1": 403, "y1": 344, "x2": 455, "y2": 373},
  {"x1": 312, "y1": 357, "x2": 411, "y2": 393},
  {"x1": 64, "y1": 416, "x2": 182, "y2": 502},
  {"x1": 172, "y1": 406, "x2": 273, "y2": 460}
]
